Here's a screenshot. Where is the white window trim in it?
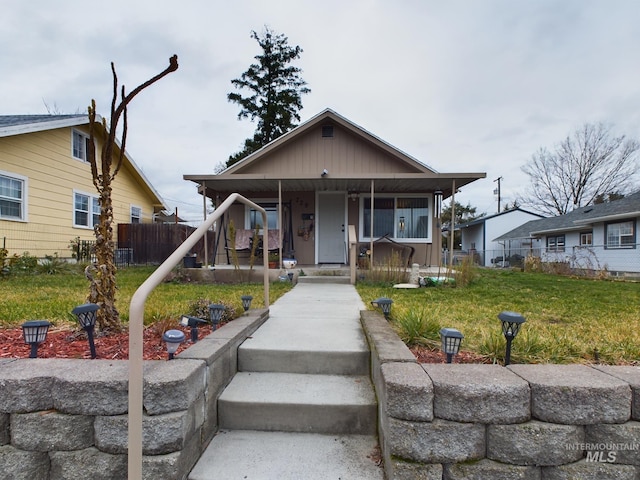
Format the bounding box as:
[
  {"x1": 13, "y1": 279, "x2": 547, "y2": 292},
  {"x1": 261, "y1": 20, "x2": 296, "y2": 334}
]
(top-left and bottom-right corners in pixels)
[
  {"x1": 605, "y1": 220, "x2": 636, "y2": 249},
  {"x1": 71, "y1": 129, "x2": 91, "y2": 162},
  {"x1": 130, "y1": 205, "x2": 142, "y2": 223},
  {"x1": 0, "y1": 170, "x2": 28, "y2": 222},
  {"x1": 244, "y1": 199, "x2": 280, "y2": 233},
  {"x1": 358, "y1": 194, "x2": 433, "y2": 243},
  {"x1": 73, "y1": 189, "x2": 100, "y2": 229}
]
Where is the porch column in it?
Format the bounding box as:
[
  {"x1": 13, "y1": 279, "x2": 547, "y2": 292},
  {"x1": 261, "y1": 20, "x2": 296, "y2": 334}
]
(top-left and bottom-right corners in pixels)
[
  {"x1": 448, "y1": 179, "x2": 456, "y2": 268},
  {"x1": 278, "y1": 180, "x2": 283, "y2": 267},
  {"x1": 203, "y1": 185, "x2": 208, "y2": 267},
  {"x1": 370, "y1": 179, "x2": 374, "y2": 267}
]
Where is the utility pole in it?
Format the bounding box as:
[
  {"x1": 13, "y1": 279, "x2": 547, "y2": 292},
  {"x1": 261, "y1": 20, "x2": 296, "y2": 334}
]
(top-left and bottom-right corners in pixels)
[{"x1": 493, "y1": 176, "x2": 503, "y2": 213}]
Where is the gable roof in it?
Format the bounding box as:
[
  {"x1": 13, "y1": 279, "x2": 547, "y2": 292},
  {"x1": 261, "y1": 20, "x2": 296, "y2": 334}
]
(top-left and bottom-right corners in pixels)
[
  {"x1": 495, "y1": 192, "x2": 640, "y2": 241},
  {"x1": 184, "y1": 108, "x2": 485, "y2": 198},
  {"x1": 457, "y1": 208, "x2": 544, "y2": 230},
  {"x1": 0, "y1": 114, "x2": 168, "y2": 211}
]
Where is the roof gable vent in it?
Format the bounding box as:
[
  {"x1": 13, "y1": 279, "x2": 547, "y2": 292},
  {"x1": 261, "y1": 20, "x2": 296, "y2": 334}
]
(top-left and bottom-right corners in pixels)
[{"x1": 322, "y1": 125, "x2": 334, "y2": 138}]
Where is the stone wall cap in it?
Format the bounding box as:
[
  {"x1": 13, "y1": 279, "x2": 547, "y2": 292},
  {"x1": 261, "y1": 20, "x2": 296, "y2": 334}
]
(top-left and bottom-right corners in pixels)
[
  {"x1": 424, "y1": 364, "x2": 530, "y2": 387},
  {"x1": 508, "y1": 364, "x2": 631, "y2": 387}
]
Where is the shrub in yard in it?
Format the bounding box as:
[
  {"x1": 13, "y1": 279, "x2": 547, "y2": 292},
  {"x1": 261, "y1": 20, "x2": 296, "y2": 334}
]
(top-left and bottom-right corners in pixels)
[
  {"x1": 453, "y1": 255, "x2": 477, "y2": 287},
  {"x1": 360, "y1": 251, "x2": 409, "y2": 285},
  {"x1": 37, "y1": 254, "x2": 72, "y2": 275},
  {"x1": 6, "y1": 252, "x2": 38, "y2": 275},
  {"x1": 394, "y1": 307, "x2": 441, "y2": 347},
  {"x1": 187, "y1": 298, "x2": 238, "y2": 325}
]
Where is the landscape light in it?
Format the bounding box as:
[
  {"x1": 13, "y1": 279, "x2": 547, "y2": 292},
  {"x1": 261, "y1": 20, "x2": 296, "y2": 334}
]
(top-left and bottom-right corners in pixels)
[
  {"x1": 440, "y1": 327, "x2": 464, "y2": 363},
  {"x1": 21, "y1": 320, "x2": 51, "y2": 358},
  {"x1": 162, "y1": 329, "x2": 185, "y2": 360},
  {"x1": 499, "y1": 311, "x2": 526, "y2": 366},
  {"x1": 371, "y1": 297, "x2": 393, "y2": 319},
  {"x1": 72, "y1": 303, "x2": 99, "y2": 358},
  {"x1": 208, "y1": 304, "x2": 225, "y2": 330}
]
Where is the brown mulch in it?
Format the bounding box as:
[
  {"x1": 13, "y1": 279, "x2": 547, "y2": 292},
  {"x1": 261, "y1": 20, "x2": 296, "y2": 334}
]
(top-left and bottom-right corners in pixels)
[
  {"x1": 1, "y1": 325, "x2": 487, "y2": 363},
  {"x1": 410, "y1": 345, "x2": 492, "y2": 364},
  {"x1": 0, "y1": 324, "x2": 214, "y2": 360}
]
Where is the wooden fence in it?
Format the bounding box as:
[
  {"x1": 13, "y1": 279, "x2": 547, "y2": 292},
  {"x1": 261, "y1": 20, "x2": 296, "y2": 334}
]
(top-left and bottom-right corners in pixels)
[{"x1": 117, "y1": 223, "x2": 214, "y2": 266}]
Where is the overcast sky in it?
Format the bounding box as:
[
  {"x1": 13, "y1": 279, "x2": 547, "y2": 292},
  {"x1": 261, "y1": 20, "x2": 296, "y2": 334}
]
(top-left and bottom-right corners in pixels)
[{"x1": 3, "y1": 0, "x2": 639, "y2": 221}]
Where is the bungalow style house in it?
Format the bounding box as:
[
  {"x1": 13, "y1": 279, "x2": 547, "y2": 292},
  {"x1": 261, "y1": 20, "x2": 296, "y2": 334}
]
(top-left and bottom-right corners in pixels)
[
  {"x1": 0, "y1": 115, "x2": 168, "y2": 259},
  {"x1": 494, "y1": 191, "x2": 640, "y2": 275},
  {"x1": 184, "y1": 108, "x2": 486, "y2": 267},
  {"x1": 457, "y1": 208, "x2": 544, "y2": 267}
]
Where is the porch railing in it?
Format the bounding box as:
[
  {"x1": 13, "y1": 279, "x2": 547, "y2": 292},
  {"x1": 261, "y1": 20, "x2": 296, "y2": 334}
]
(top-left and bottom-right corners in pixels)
[{"x1": 126, "y1": 193, "x2": 270, "y2": 478}]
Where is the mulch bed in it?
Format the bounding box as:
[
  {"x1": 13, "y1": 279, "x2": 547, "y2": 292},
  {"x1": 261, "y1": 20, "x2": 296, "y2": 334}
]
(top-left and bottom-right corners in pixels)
[
  {"x1": 1, "y1": 325, "x2": 488, "y2": 363},
  {"x1": 410, "y1": 345, "x2": 492, "y2": 364},
  {"x1": 0, "y1": 324, "x2": 214, "y2": 360}
]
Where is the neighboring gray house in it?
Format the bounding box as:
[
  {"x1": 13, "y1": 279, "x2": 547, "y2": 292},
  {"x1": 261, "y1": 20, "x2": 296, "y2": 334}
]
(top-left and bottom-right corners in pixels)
[
  {"x1": 494, "y1": 192, "x2": 640, "y2": 275},
  {"x1": 457, "y1": 208, "x2": 544, "y2": 267}
]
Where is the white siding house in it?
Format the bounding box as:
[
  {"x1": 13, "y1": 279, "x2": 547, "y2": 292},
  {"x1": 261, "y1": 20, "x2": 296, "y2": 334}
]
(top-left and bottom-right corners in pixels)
[
  {"x1": 458, "y1": 208, "x2": 544, "y2": 267},
  {"x1": 495, "y1": 192, "x2": 640, "y2": 275}
]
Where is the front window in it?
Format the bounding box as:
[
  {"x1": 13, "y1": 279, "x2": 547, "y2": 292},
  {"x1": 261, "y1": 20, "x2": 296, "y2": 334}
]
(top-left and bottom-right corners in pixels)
[
  {"x1": 606, "y1": 220, "x2": 635, "y2": 249},
  {"x1": 72, "y1": 130, "x2": 91, "y2": 161},
  {"x1": 0, "y1": 172, "x2": 26, "y2": 221},
  {"x1": 246, "y1": 202, "x2": 278, "y2": 231},
  {"x1": 362, "y1": 196, "x2": 431, "y2": 241},
  {"x1": 580, "y1": 231, "x2": 593, "y2": 246},
  {"x1": 546, "y1": 235, "x2": 565, "y2": 252},
  {"x1": 74, "y1": 191, "x2": 100, "y2": 228},
  {"x1": 131, "y1": 206, "x2": 142, "y2": 224}
]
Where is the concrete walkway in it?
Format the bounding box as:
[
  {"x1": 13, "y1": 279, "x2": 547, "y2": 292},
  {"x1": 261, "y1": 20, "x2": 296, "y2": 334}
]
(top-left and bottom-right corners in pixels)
[{"x1": 188, "y1": 281, "x2": 384, "y2": 480}]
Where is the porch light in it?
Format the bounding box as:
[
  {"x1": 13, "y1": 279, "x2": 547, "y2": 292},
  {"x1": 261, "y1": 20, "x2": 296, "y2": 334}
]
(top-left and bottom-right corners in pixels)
[
  {"x1": 162, "y1": 329, "x2": 185, "y2": 360},
  {"x1": 241, "y1": 295, "x2": 253, "y2": 312},
  {"x1": 440, "y1": 327, "x2": 464, "y2": 363},
  {"x1": 371, "y1": 297, "x2": 393, "y2": 319},
  {"x1": 21, "y1": 320, "x2": 51, "y2": 358},
  {"x1": 434, "y1": 190, "x2": 443, "y2": 219},
  {"x1": 499, "y1": 311, "x2": 526, "y2": 366},
  {"x1": 72, "y1": 303, "x2": 99, "y2": 359},
  {"x1": 180, "y1": 315, "x2": 208, "y2": 343},
  {"x1": 208, "y1": 304, "x2": 225, "y2": 330}
]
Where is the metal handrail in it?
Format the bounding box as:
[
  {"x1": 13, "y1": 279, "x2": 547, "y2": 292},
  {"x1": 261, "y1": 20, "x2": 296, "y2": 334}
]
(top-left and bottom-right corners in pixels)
[{"x1": 127, "y1": 193, "x2": 269, "y2": 478}]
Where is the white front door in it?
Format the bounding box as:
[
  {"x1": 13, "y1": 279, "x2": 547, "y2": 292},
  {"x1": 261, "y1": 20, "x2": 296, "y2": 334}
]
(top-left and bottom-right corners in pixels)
[{"x1": 317, "y1": 192, "x2": 346, "y2": 263}]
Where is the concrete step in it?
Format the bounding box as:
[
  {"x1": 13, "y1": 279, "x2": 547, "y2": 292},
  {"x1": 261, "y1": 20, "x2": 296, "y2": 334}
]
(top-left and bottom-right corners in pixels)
[
  {"x1": 238, "y1": 319, "x2": 370, "y2": 375},
  {"x1": 218, "y1": 371, "x2": 377, "y2": 434},
  {"x1": 297, "y1": 275, "x2": 350, "y2": 284},
  {"x1": 188, "y1": 430, "x2": 384, "y2": 480}
]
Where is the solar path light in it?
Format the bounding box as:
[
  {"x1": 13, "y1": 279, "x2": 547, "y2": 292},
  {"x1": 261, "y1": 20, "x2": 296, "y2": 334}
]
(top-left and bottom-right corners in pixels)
[
  {"x1": 241, "y1": 295, "x2": 253, "y2": 312},
  {"x1": 162, "y1": 329, "x2": 185, "y2": 360},
  {"x1": 439, "y1": 327, "x2": 464, "y2": 363},
  {"x1": 499, "y1": 311, "x2": 526, "y2": 366},
  {"x1": 371, "y1": 297, "x2": 393, "y2": 319},
  {"x1": 21, "y1": 320, "x2": 51, "y2": 358},
  {"x1": 72, "y1": 303, "x2": 99, "y2": 358},
  {"x1": 208, "y1": 304, "x2": 225, "y2": 330}
]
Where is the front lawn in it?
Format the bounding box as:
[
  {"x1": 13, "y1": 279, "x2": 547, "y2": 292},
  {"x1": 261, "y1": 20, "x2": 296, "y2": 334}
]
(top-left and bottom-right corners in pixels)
[
  {"x1": 357, "y1": 268, "x2": 640, "y2": 365},
  {"x1": 0, "y1": 266, "x2": 292, "y2": 328}
]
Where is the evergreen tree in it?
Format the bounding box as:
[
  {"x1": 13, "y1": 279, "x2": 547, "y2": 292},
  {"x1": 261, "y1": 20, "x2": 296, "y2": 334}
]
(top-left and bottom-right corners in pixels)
[{"x1": 227, "y1": 26, "x2": 310, "y2": 166}]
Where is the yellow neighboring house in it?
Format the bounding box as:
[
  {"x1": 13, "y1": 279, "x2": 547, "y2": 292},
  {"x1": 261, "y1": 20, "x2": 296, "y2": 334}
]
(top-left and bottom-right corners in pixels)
[{"x1": 0, "y1": 114, "x2": 168, "y2": 259}]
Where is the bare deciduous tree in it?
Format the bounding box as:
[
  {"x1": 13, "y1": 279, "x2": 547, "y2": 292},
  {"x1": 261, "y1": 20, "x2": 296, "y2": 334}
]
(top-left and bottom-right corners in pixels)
[
  {"x1": 86, "y1": 55, "x2": 178, "y2": 332},
  {"x1": 519, "y1": 123, "x2": 639, "y2": 215}
]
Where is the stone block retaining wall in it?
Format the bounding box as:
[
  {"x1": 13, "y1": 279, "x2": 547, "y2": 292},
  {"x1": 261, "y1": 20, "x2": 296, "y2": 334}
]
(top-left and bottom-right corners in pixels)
[
  {"x1": 361, "y1": 311, "x2": 640, "y2": 480},
  {"x1": 0, "y1": 309, "x2": 268, "y2": 480}
]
